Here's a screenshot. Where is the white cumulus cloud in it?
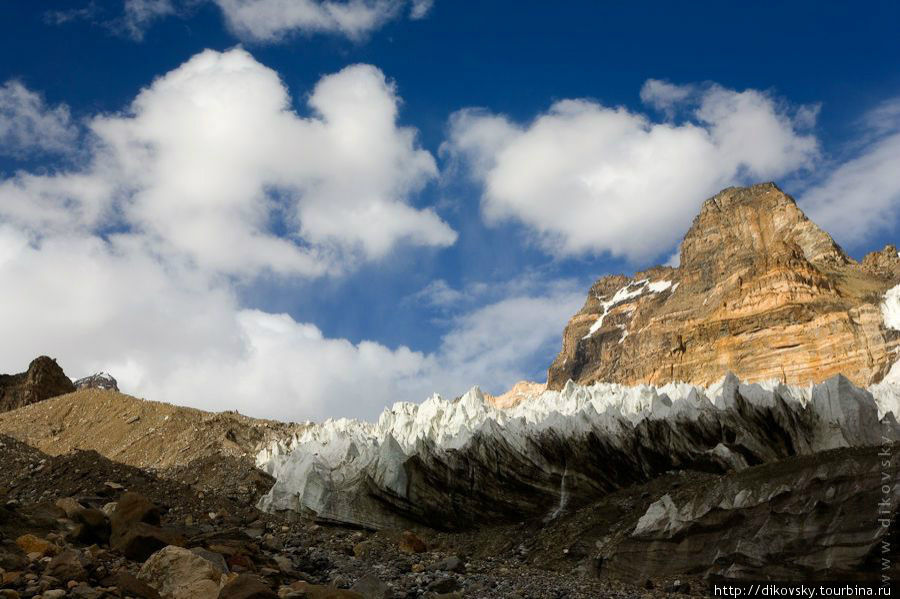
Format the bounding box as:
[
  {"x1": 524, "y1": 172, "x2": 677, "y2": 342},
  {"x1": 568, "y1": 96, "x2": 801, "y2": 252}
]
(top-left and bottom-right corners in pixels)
[
  {"x1": 417, "y1": 283, "x2": 583, "y2": 397},
  {"x1": 800, "y1": 98, "x2": 900, "y2": 247},
  {"x1": 639, "y1": 79, "x2": 693, "y2": 116},
  {"x1": 0, "y1": 223, "x2": 424, "y2": 420},
  {"x1": 0, "y1": 49, "x2": 572, "y2": 422},
  {"x1": 212, "y1": 0, "x2": 430, "y2": 41},
  {"x1": 0, "y1": 221, "x2": 580, "y2": 420},
  {"x1": 121, "y1": 0, "x2": 176, "y2": 39},
  {"x1": 0, "y1": 49, "x2": 455, "y2": 277},
  {"x1": 45, "y1": 2, "x2": 435, "y2": 50},
  {"x1": 445, "y1": 80, "x2": 819, "y2": 263},
  {"x1": 0, "y1": 81, "x2": 79, "y2": 157},
  {"x1": 409, "y1": 0, "x2": 433, "y2": 19}
]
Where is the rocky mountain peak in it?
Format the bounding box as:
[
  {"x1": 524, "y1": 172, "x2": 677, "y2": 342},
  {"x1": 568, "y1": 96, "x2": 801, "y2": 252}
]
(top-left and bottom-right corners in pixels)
[
  {"x1": 0, "y1": 356, "x2": 76, "y2": 413},
  {"x1": 547, "y1": 183, "x2": 900, "y2": 389},
  {"x1": 680, "y1": 182, "x2": 849, "y2": 278},
  {"x1": 862, "y1": 243, "x2": 900, "y2": 274},
  {"x1": 74, "y1": 372, "x2": 119, "y2": 392}
]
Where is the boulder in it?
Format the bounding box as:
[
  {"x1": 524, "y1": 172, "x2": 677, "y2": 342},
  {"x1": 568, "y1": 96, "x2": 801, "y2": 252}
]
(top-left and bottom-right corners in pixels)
[
  {"x1": 112, "y1": 570, "x2": 162, "y2": 599},
  {"x1": 70, "y1": 583, "x2": 103, "y2": 599},
  {"x1": 110, "y1": 492, "x2": 160, "y2": 532},
  {"x1": 110, "y1": 492, "x2": 177, "y2": 561},
  {"x1": 191, "y1": 548, "x2": 229, "y2": 574},
  {"x1": 397, "y1": 531, "x2": 426, "y2": 554},
  {"x1": 113, "y1": 522, "x2": 183, "y2": 562},
  {"x1": 349, "y1": 574, "x2": 391, "y2": 599},
  {"x1": 138, "y1": 545, "x2": 226, "y2": 599},
  {"x1": 426, "y1": 556, "x2": 464, "y2": 573},
  {"x1": 46, "y1": 549, "x2": 87, "y2": 582},
  {"x1": 287, "y1": 581, "x2": 364, "y2": 599},
  {"x1": 14, "y1": 534, "x2": 57, "y2": 557},
  {"x1": 217, "y1": 574, "x2": 277, "y2": 599},
  {"x1": 55, "y1": 497, "x2": 84, "y2": 519},
  {"x1": 71, "y1": 508, "x2": 110, "y2": 545},
  {"x1": 351, "y1": 542, "x2": 372, "y2": 558}
]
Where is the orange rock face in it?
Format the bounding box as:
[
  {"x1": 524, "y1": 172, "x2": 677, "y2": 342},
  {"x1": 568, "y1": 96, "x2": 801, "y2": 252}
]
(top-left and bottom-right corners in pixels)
[
  {"x1": 485, "y1": 381, "x2": 547, "y2": 408},
  {"x1": 547, "y1": 183, "x2": 900, "y2": 389}
]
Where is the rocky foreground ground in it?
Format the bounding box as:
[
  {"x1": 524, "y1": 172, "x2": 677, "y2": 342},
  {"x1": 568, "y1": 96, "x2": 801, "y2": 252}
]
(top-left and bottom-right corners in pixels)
[{"x1": 1, "y1": 433, "x2": 701, "y2": 599}]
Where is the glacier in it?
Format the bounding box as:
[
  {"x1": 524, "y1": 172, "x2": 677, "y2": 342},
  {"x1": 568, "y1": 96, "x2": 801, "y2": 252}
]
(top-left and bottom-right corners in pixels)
[
  {"x1": 256, "y1": 373, "x2": 900, "y2": 530},
  {"x1": 254, "y1": 283, "x2": 900, "y2": 530}
]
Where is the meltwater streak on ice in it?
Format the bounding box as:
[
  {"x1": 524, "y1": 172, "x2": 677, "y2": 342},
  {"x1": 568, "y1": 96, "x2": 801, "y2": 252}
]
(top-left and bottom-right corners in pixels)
[{"x1": 545, "y1": 464, "x2": 569, "y2": 523}]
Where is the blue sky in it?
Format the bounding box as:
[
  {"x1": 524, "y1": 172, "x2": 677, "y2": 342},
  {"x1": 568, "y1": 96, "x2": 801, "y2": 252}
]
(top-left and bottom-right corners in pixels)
[{"x1": 1, "y1": 0, "x2": 898, "y2": 421}]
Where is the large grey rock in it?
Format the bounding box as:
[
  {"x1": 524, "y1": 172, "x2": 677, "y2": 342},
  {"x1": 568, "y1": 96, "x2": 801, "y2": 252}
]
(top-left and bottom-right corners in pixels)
[
  {"x1": 138, "y1": 546, "x2": 226, "y2": 599},
  {"x1": 46, "y1": 549, "x2": 87, "y2": 582},
  {"x1": 349, "y1": 573, "x2": 391, "y2": 599},
  {"x1": 217, "y1": 573, "x2": 276, "y2": 599},
  {"x1": 110, "y1": 492, "x2": 181, "y2": 561}
]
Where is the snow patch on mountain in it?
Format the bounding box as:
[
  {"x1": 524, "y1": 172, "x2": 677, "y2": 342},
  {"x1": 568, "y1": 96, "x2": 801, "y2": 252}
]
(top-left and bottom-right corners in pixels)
[
  {"x1": 73, "y1": 372, "x2": 119, "y2": 391},
  {"x1": 583, "y1": 279, "x2": 673, "y2": 339}
]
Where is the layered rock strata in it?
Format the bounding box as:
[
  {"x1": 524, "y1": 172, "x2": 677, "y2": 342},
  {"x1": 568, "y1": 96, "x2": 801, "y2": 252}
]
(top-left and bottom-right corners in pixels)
[{"x1": 548, "y1": 183, "x2": 900, "y2": 389}]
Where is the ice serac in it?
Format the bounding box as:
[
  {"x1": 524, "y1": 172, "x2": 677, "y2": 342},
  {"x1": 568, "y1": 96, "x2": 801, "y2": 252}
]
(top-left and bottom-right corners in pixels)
[
  {"x1": 548, "y1": 183, "x2": 900, "y2": 389},
  {"x1": 257, "y1": 374, "x2": 900, "y2": 530}
]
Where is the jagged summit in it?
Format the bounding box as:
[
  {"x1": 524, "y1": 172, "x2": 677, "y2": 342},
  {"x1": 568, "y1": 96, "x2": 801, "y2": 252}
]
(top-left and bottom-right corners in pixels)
[
  {"x1": 681, "y1": 182, "x2": 849, "y2": 274},
  {"x1": 74, "y1": 371, "x2": 119, "y2": 392},
  {"x1": 0, "y1": 356, "x2": 75, "y2": 413},
  {"x1": 548, "y1": 183, "x2": 900, "y2": 389}
]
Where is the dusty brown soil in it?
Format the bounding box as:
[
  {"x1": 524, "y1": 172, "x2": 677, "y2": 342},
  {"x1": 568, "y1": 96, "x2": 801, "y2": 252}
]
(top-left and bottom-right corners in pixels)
[{"x1": 0, "y1": 389, "x2": 305, "y2": 469}]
